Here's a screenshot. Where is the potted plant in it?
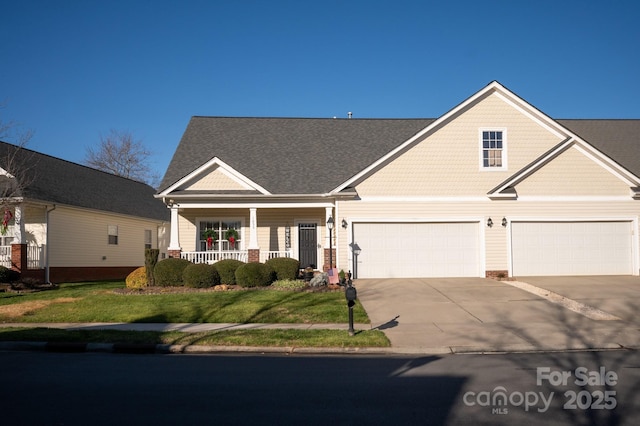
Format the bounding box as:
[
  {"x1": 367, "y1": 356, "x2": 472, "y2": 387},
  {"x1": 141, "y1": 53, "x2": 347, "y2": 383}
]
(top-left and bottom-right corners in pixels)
[
  {"x1": 338, "y1": 269, "x2": 346, "y2": 286},
  {"x1": 225, "y1": 228, "x2": 239, "y2": 249},
  {"x1": 203, "y1": 230, "x2": 218, "y2": 250}
]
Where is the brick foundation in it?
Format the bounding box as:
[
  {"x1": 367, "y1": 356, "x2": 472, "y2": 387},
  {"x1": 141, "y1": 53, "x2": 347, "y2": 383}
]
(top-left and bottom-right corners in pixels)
[
  {"x1": 167, "y1": 249, "x2": 182, "y2": 259},
  {"x1": 248, "y1": 249, "x2": 260, "y2": 263},
  {"x1": 323, "y1": 248, "x2": 336, "y2": 271},
  {"x1": 10, "y1": 244, "x2": 27, "y2": 273}
]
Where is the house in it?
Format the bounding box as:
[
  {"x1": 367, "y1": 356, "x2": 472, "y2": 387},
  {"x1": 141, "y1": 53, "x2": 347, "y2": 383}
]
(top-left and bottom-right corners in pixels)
[
  {"x1": 156, "y1": 81, "x2": 640, "y2": 279},
  {"x1": 0, "y1": 141, "x2": 170, "y2": 282}
]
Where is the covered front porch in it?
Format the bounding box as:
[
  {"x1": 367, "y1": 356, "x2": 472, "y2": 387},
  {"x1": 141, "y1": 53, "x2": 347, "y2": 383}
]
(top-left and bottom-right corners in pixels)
[{"x1": 166, "y1": 203, "x2": 340, "y2": 270}]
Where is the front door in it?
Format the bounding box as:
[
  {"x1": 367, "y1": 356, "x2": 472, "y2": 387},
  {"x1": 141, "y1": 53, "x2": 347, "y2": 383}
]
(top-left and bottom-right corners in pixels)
[{"x1": 298, "y1": 223, "x2": 317, "y2": 269}]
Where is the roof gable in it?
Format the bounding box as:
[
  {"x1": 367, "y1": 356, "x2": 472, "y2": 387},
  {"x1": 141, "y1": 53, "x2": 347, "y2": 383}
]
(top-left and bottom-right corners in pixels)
[
  {"x1": 158, "y1": 117, "x2": 435, "y2": 195},
  {"x1": 161, "y1": 157, "x2": 269, "y2": 195},
  {"x1": 488, "y1": 138, "x2": 640, "y2": 199}
]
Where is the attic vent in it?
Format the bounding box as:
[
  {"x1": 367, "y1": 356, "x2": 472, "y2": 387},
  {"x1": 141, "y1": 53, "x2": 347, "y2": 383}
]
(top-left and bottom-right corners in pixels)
[{"x1": 347, "y1": 112, "x2": 353, "y2": 119}]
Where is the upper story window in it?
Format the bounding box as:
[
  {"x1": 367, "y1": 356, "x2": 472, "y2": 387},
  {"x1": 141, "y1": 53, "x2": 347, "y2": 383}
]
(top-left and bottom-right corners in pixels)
[{"x1": 480, "y1": 129, "x2": 506, "y2": 170}]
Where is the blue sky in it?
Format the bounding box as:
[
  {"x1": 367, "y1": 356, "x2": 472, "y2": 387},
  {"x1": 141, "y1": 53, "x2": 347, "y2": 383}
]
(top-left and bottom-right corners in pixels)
[{"x1": 1, "y1": 0, "x2": 638, "y2": 183}]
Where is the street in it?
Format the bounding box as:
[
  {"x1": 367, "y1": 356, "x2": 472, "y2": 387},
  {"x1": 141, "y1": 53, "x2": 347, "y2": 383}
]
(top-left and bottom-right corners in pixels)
[{"x1": 2, "y1": 349, "x2": 639, "y2": 425}]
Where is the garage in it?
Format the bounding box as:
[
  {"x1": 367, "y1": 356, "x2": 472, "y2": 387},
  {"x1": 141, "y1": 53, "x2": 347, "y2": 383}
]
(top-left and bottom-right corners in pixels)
[
  {"x1": 511, "y1": 221, "x2": 634, "y2": 276},
  {"x1": 352, "y1": 222, "x2": 481, "y2": 278}
]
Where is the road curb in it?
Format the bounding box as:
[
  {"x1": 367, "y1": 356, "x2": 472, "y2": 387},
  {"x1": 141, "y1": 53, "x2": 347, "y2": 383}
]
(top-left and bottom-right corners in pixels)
[{"x1": 0, "y1": 340, "x2": 635, "y2": 356}]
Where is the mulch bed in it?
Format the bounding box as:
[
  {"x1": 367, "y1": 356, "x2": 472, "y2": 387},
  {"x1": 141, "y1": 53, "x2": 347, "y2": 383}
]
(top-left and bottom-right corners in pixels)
[
  {"x1": 112, "y1": 284, "x2": 343, "y2": 295},
  {"x1": 0, "y1": 282, "x2": 59, "y2": 293}
]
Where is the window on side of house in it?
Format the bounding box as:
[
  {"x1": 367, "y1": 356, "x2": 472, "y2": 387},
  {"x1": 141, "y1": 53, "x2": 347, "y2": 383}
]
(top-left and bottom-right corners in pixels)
[
  {"x1": 144, "y1": 229, "x2": 152, "y2": 249},
  {"x1": 108, "y1": 225, "x2": 118, "y2": 245},
  {"x1": 1, "y1": 226, "x2": 14, "y2": 246},
  {"x1": 198, "y1": 220, "x2": 242, "y2": 251},
  {"x1": 480, "y1": 129, "x2": 506, "y2": 170}
]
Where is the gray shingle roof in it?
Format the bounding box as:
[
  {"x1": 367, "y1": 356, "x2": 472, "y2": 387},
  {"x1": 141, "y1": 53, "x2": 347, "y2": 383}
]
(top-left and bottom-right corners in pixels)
[
  {"x1": 559, "y1": 119, "x2": 640, "y2": 178},
  {"x1": 0, "y1": 141, "x2": 169, "y2": 221},
  {"x1": 159, "y1": 116, "x2": 640, "y2": 196},
  {"x1": 158, "y1": 117, "x2": 436, "y2": 194}
]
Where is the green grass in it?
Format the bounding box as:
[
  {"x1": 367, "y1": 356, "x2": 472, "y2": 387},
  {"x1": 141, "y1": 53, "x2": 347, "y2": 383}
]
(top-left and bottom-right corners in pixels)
[
  {"x1": 0, "y1": 281, "x2": 384, "y2": 347},
  {"x1": 0, "y1": 281, "x2": 369, "y2": 324},
  {"x1": 0, "y1": 327, "x2": 390, "y2": 348}
]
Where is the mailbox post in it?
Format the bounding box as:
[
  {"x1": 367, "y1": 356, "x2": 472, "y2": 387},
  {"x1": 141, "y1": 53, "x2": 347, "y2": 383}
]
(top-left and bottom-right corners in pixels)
[{"x1": 345, "y1": 274, "x2": 357, "y2": 336}]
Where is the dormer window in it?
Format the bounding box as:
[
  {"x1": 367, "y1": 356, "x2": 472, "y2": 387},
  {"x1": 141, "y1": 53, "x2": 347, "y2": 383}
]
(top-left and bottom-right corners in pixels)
[{"x1": 480, "y1": 129, "x2": 507, "y2": 170}]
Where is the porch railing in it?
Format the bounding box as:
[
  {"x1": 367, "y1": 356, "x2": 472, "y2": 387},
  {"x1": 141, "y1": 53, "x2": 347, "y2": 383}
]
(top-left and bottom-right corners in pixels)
[
  {"x1": 27, "y1": 245, "x2": 45, "y2": 269},
  {"x1": 0, "y1": 245, "x2": 45, "y2": 269},
  {"x1": 259, "y1": 250, "x2": 294, "y2": 263},
  {"x1": 0, "y1": 246, "x2": 10, "y2": 268},
  {"x1": 181, "y1": 250, "x2": 248, "y2": 264}
]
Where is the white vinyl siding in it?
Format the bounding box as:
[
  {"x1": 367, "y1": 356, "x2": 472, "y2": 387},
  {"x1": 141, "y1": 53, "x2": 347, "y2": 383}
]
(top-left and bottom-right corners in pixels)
[
  {"x1": 511, "y1": 221, "x2": 634, "y2": 276},
  {"x1": 353, "y1": 222, "x2": 481, "y2": 278},
  {"x1": 47, "y1": 206, "x2": 165, "y2": 267}
]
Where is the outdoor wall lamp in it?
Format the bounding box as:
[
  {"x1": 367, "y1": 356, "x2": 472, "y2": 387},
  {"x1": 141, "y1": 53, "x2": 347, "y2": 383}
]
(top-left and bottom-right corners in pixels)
[
  {"x1": 502, "y1": 217, "x2": 507, "y2": 227},
  {"x1": 341, "y1": 219, "x2": 348, "y2": 229},
  {"x1": 487, "y1": 218, "x2": 493, "y2": 228}
]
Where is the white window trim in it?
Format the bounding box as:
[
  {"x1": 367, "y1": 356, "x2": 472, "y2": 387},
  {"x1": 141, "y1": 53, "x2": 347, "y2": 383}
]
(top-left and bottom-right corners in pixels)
[
  {"x1": 479, "y1": 128, "x2": 507, "y2": 171},
  {"x1": 196, "y1": 217, "x2": 245, "y2": 251}
]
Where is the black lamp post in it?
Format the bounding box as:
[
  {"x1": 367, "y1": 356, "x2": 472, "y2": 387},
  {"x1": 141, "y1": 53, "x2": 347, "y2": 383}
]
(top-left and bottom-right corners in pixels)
[{"x1": 327, "y1": 216, "x2": 334, "y2": 271}]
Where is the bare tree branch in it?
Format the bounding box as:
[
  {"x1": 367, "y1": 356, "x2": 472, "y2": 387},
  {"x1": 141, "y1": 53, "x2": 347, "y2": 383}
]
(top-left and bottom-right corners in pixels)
[
  {"x1": 0, "y1": 109, "x2": 36, "y2": 208},
  {"x1": 85, "y1": 129, "x2": 160, "y2": 187}
]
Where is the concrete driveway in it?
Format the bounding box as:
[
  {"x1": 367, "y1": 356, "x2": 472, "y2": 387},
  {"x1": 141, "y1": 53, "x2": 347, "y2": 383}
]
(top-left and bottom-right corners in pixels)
[{"x1": 355, "y1": 276, "x2": 640, "y2": 353}]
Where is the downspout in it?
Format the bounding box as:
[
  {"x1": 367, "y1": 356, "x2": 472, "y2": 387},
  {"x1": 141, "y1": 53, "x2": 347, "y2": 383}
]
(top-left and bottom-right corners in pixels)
[{"x1": 45, "y1": 204, "x2": 56, "y2": 284}]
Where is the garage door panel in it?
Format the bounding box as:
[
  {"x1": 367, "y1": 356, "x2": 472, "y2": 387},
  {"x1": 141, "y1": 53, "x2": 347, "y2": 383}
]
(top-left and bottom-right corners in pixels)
[
  {"x1": 354, "y1": 222, "x2": 481, "y2": 278},
  {"x1": 511, "y1": 221, "x2": 633, "y2": 276}
]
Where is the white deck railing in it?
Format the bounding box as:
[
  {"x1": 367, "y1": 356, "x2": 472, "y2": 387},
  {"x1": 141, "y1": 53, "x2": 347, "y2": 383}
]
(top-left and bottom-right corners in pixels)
[
  {"x1": 0, "y1": 246, "x2": 10, "y2": 268},
  {"x1": 181, "y1": 250, "x2": 248, "y2": 264},
  {"x1": 259, "y1": 250, "x2": 294, "y2": 263},
  {"x1": 27, "y1": 245, "x2": 45, "y2": 269},
  {"x1": 181, "y1": 250, "x2": 294, "y2": 264},
  {"x1": 0, "y1": 245, "x2": 45, "y2": 269}
]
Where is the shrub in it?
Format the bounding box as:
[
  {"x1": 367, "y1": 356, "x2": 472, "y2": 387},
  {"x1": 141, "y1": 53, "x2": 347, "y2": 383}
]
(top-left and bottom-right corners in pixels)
[
  {"x1": 0, "y1": 266, "x2": 19, "y2": 283},
  {"x1": 265, "y1": 257, "x2": 300, "y2": 281},
  {"x1": 183, "y1": 263, "x2": 220, "y2": 288},
  {"x1": 270, "y1": 279, "x2": 307, "y2": 291},
  {"x1": 154, "y1": 258, "x2": 192, "y2": 287},
  {"x1": 235, "y1": 262, "x2": 275, "y2": 288},
  {"x1": 215, "y1": 259, "x2": 245, "y2": 285},
  {"x1": 125, "y1": 267, "x2": 148, "y2": 289}
]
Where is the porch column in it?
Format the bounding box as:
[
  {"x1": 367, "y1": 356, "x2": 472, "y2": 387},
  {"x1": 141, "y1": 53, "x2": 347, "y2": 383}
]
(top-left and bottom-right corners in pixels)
[
  {"x1": 10, "y1": 204, "x2": 27, "y2": 273},
  {"x1": 12, "y1": 204, "x2": 24, "y2": 244},
  {"x1": 248, "y1": 208, "x2": 260, "y2": 262},
  {"x1": 248, "y1": 208, "x2": 259, "y2": 249},
  {"x1": 167, "y1": 205, "x2": 181, "y2": 257}
]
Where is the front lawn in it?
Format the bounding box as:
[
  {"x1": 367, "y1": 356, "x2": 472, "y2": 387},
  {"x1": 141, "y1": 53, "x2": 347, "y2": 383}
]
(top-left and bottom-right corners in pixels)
[
  {"x1": 0, "y1": 281, "x2": 388, "y2": 348},
  {"x1": 0, "y1": 281, "x2": 370, "y2": 324}
]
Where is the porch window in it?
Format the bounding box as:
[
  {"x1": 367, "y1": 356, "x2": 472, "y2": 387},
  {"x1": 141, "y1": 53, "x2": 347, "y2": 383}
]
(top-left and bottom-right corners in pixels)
[{"x1": 199, "y1": 220, "x2": 242, "y2": 251}]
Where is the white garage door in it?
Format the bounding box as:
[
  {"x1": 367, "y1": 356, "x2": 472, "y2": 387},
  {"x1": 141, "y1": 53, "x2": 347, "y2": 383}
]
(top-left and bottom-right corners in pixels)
[
  {"x1": 511, "y1": 221, "x2": 633, "y2": 276},
  {"x1": 353, "y1": 222, "x2": 481, "y2": 278}
]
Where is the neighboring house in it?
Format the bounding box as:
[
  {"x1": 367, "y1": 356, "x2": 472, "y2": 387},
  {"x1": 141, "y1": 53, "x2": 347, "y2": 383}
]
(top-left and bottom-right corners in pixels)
[
  {"x1": 0, "y1": 141, "x2": 169, "y2": 282},
  {"x1": 156, "y1": 81, "x2": 640, "y2": 278}
]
